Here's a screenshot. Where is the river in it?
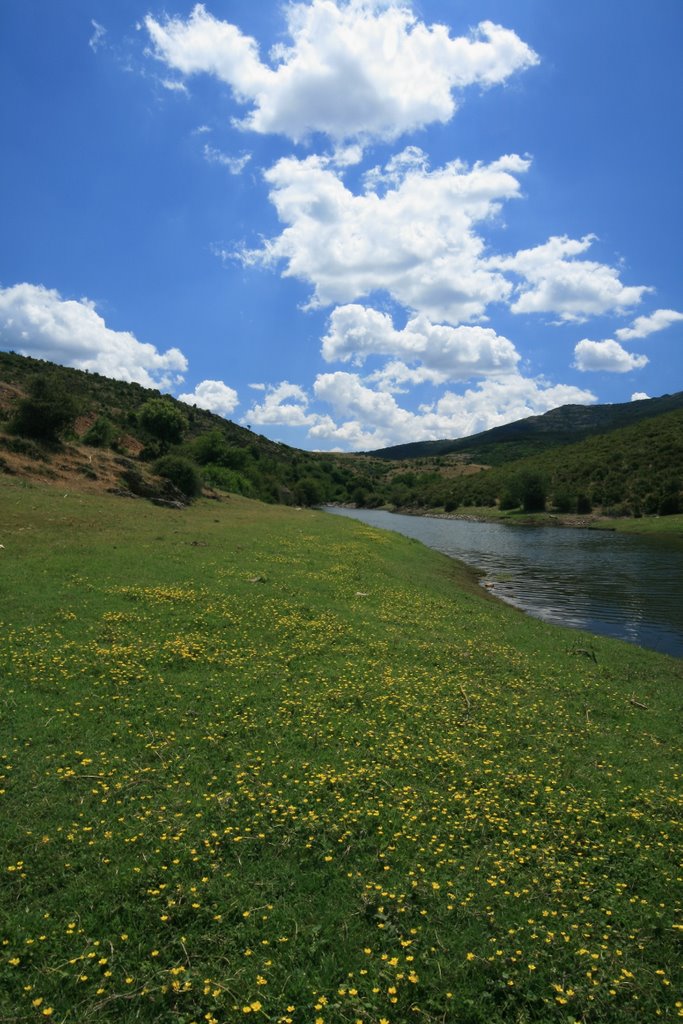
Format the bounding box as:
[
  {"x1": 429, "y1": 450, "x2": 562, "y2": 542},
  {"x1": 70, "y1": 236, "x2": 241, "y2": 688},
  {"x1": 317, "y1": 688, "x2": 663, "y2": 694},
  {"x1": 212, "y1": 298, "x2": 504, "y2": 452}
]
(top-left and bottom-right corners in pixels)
[{"x1": 326, "y1": 507, "x2": 683, "y2": 658}]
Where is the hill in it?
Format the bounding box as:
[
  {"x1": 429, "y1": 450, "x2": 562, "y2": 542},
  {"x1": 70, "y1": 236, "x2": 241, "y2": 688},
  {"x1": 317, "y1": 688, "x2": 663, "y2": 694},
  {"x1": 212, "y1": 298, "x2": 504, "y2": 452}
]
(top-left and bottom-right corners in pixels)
[
  {"x1": 0, "y1": 351, "x2": 377, "y2": 507},
  {"x1": 444, "y1": 406, "x2": 683, "y2": 517},
  {"x1": 367, "y1": 390, "x2": 683, "y2": 465}
]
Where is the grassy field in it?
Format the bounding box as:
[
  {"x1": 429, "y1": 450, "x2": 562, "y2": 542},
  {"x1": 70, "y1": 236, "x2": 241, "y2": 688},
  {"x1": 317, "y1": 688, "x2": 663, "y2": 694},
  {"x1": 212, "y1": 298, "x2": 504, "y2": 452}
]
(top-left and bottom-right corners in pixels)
[{"x1": 1, "y1": 479, "x2": 681, "y2": 1024}]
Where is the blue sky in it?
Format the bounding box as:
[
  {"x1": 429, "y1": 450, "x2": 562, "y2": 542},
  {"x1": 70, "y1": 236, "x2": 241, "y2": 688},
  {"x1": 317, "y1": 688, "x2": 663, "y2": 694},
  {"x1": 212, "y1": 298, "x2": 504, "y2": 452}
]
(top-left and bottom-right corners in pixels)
[{"x1": 1, "y1": 1, "x2": 681, "y2": 450}]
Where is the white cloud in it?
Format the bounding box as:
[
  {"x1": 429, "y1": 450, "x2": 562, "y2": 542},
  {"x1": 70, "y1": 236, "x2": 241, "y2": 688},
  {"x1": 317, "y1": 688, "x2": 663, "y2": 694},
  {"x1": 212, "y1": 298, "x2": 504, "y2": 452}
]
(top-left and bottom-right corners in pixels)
[
  {"x1": 243, "y1": 151, "x2": 530, "y2": 323},
  {"x1": 615, "y1": 308, "x2": 683, "y2": 340},
  {"x1": 237, "y1": 364, "x2": 596, "y2": 450},
  {"x1": 573, "y1": 338, "x2": 649, "y2": 373},
  {"x1": 366, "y1": 360, "x2": 449, "y2": 392},
  {"x1": 145, "y1": 2, "x2": 538, "y2": 143},
  {"x1": 310, "y1": 370, "x2": 596, "y2": 449},
  {"x1": 89, "y1": 20, "x2": 107, "y2": 52},
  {"x1": 491, "y1": 235, "x2": 651, "y2": 321},
  {"x1": 0, "y1": 283, "x2": 187, "y2": 389},
  {"x1": 203, "y1": 144, "x2": 251, "y2": 174},
  {"x1": 631, "y1": 392, "x2": 650, "y2": 401},
  {"x1": 322, "y1": 304, "x2": 520, "y2": 381},
  {"x1": 177, "y1": 379, "x2": 239, "y2": 416},
  {"x1": 242, "y1": 380, "x2": 323, "y2": 428},
  {"x1": 161, "y1": 78, "x2": 189, "y2": 94}
]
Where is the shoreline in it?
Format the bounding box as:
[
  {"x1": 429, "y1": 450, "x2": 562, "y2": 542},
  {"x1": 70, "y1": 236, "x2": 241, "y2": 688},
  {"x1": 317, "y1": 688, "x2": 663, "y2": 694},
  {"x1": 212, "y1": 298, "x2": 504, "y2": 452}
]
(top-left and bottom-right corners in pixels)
[{"x1": 327, "y1": 502, "x2": 683, "y2": 537}]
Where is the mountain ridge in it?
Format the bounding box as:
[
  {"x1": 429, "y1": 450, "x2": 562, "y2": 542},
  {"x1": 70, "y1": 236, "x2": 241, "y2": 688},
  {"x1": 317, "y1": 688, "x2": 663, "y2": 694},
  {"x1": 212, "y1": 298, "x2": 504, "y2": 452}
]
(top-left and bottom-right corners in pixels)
[{"x1": 366, "y1": 391, "x2": 683, "y2": 465}]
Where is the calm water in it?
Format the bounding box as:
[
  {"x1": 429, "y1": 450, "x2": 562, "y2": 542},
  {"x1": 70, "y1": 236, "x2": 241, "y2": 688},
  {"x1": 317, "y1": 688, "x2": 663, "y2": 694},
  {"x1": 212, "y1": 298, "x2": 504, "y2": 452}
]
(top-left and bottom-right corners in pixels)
[{"x1": 326, "y1": 507, "x2": 683, "y2": 657}]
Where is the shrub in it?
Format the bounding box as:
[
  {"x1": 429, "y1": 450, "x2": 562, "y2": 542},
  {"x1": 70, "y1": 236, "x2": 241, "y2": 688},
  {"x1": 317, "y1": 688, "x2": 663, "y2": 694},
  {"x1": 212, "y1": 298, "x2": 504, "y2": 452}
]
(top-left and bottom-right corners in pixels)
[
  {"x1": 293, "y1": 477, "x2": 323, "y2": 507},
  {"x1": 83, "y1": 416, "x2": 117, "y2": 448},
  {"x1": 658, "y1": 492, "x2": 681, "y2": 516},
  {"x1": 139, "y1": 399, "x2": 187, "y2": 448},
  {"x1": 499, "y1": 489, "x2": 520, "y2": 511},
  {"x1": 576, "y1": 494, "x2": 592, "y2": 514},
  {"x1": 10, "y1": 375, "x2": 80, "y2": 443},
  {"x1": 552, "y1": 488, "x2": 576, "y2": 514},
  {"x1": 154, "y1": 454, "x2": 202, "y2": 498},
  {"x1": 190, "y1": 431, "x2": 249, "y2": 470},
  {"x1": 520, "y1": 472, "x2": 547, "y2": 513}
]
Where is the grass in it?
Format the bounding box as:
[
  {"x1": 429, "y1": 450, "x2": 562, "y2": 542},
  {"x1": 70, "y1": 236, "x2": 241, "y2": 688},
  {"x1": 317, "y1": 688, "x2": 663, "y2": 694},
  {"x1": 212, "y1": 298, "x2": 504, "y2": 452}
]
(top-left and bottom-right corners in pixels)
[{"x1": 1, "y1": 478, "x2": 681, "y2": 1024}]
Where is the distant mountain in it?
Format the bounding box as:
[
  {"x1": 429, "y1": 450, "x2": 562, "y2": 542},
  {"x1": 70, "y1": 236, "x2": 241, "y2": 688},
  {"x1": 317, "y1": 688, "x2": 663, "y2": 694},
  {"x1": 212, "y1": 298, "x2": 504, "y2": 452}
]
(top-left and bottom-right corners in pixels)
[{"x1": 367, "y1": 391, "x2": 683, "y2": 465}]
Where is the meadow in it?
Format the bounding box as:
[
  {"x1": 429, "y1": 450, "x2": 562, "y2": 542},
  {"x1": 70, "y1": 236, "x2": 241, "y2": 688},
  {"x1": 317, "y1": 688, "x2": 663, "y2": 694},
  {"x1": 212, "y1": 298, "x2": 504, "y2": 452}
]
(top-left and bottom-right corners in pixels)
[{"x1": 1, "y1": 478, "x2": 681, "y2": 1024}]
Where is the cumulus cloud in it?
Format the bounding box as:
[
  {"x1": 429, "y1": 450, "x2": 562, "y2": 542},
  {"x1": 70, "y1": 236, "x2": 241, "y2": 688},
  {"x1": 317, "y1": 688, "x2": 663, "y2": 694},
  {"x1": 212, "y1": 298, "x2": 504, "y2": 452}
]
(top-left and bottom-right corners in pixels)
[
  {"x1": 615, "y1": 308, "x2": 683, "y2": 341},
  {"x1": 177, "y1": 379, "x2": 239, "y2": 416},
  {"x1": 491, "y1": 235, "x2": 651, "y2": 321},
  {"x1": 242, "y1": 380, "x2": 323, "y2": 428},
  {"x1": 321, "y1": 304, "x2": 520, "y2": 382},
  {"x1": 312, "y1": 371, "x2": 596, "y2": 448},
  {"x1": 631, "y1": 392, "x2": 650, "y2": 401},
  {"x1": 145, "y1": 2, "x2": 538, "y2": 143},
  {"x1": 241, "y1": 370, "x2": 595, "y2": 450},
  {"x1": 573, "y1": 338, "x2": 649, "y2": 373},
  {"x1": 0, "y1": 283, "x2": 187, "y2": 389},
  {"x1": 242, "y1": 151, "x2": 530, "y2": 323}
]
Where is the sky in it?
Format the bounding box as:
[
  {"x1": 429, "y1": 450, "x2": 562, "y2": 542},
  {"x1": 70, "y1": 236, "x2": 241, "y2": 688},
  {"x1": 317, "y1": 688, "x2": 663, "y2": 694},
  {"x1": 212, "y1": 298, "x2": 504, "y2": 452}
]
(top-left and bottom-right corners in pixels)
[{"x1": 1, "y1": 1, "x2": 682, "y2": 451}]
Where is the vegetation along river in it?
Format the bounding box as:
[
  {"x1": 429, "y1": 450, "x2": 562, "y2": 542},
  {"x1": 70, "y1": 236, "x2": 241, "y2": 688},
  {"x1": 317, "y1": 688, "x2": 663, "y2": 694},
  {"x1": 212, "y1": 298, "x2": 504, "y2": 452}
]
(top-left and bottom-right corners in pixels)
[{"x1": 327, "y1": 507, "x2": 683, "y2": 657}]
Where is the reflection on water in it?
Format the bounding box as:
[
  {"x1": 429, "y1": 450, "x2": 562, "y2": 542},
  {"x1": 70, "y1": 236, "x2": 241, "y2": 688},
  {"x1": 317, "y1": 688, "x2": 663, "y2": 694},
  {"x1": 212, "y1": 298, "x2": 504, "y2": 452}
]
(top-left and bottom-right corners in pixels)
[{"x1": 326, "y1": 507, "x2": 683, "y2": 657}]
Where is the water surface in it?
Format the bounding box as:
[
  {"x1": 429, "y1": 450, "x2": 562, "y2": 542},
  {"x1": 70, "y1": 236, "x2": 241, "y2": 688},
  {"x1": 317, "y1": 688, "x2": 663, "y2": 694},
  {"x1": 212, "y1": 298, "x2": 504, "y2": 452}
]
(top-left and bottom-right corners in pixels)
[{"x1": 326, "y1": 507, "x2": 683, "y2": 657}]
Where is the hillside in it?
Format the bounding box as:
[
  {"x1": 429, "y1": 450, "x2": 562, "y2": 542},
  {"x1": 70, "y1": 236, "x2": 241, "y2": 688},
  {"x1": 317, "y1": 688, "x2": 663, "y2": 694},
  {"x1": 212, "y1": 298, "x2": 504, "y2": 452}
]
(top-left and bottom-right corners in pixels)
[
  {"x1": 444, "y1": 407, "x2": 683, "y2": 517},
  {"x1": 0, "y1": 351, "x2": 379, "y2": 507},
  {"x1": 368, "y1": 390, "x2": 683, "y2": 465}
]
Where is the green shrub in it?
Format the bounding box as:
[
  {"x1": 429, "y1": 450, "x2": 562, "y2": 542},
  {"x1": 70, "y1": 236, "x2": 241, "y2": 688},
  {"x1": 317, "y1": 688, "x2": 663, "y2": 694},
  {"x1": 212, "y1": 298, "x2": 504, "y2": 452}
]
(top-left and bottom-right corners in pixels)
[
  {"x1": 658, "y1": 493, "x2": 681, "y2": 515},
  {"x1": 293, "y1": 477, "x2": 323, "y2": 507},
  {"x1": 83, "y1": 416, "x2": 117, "y2": 448},
  {"x1": 139, "y1": 399, "x2": 187, "y2": 448},
  {"x1": 499, "y1": 489, "x2": 520, "y2": 511},
  {"x1": 552, "y1": 489, "x2": 576, "y2": 514},
  {"x1": 154, "y1": 454, "x2": 202, "y2": 498},
  {"x1": 10, "y1": 375, "x2": 80, "y2": 443},
  {"x1": 576, "y1": 493, "x2": 592, "y2": 514}
]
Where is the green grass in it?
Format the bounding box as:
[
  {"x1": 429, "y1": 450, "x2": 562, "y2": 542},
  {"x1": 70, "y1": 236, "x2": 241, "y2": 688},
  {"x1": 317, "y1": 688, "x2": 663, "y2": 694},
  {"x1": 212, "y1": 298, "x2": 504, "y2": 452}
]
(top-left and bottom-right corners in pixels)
[{"x1": 1, "y1": 479, "x2": 681, "y2": 1024}]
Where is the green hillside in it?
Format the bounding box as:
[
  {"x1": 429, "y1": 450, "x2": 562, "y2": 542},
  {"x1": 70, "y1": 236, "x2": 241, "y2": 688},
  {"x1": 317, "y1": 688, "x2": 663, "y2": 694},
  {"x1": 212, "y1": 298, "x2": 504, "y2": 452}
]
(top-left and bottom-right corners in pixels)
[
  {"x1": 442, "y1": 407, "x2": 683, "y2": 517},
  {"x1": 0, "y1": 351, "x2": 377, "y2": 508}
]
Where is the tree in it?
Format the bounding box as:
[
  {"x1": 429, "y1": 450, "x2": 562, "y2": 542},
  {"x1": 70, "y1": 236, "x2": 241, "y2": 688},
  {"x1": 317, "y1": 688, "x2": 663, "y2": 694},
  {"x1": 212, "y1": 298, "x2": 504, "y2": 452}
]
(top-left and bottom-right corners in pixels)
[
  {"x1": 10, "y1": 374, "x2": 80, "y2": 442},
  {"x1": 139, "y1": 398, "x2": 187, "y2": 449}
]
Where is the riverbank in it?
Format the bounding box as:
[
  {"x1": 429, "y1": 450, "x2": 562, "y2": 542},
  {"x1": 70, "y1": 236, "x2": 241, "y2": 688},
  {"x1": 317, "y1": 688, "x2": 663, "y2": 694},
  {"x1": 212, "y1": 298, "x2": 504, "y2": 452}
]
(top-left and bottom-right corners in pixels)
[
  {"x1": 348, "y1": 502, "x2": 683, "y2": 536},
  {"x1": 1, "y1": 478, "x2": 681, "y2": 1024}
]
